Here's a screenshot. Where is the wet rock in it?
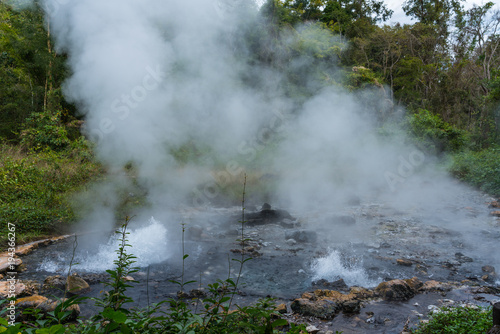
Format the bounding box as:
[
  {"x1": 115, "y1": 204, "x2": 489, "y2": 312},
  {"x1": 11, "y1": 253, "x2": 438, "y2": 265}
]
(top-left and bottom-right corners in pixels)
[
  {"x1": 342, "y1": 299, "x2": 361, "y2": 314},
  {"x1": 280, "y1": 219, "x2": 299, "y2": 228},
  {"x1": 0, "y1": 281, "x2": 26, "y2": 298},
  {"x1": 189, "y1": 288, "x2": 206, "y2": 298},
  {"x1": 290, "y1": 298, "x2": 340, "y2": 319},
  {"x1": 482, "y1": 265, "x2": 496, "y2": 273},
  {"x1": 455, "y1": 252, "x2": 473, "y2": 263},
  {"x1": 0, "y1": 256, "x2": 22, "y2": 273},
  {"x1": 349, "y1": 287, "x2": 374, "y2": 299},
  {"x1": 404, "y1": 277, "x2": 423, "y2": 291},
  {"x1": 375, "y1": 279, "x2": 416, "y2": 301},
  {"x1": 66, "y1": 274, "x2": 90, "y2": 295},
  {"x1": 312, "y1": 278, "x2": 348, "y2": 291},
  {"x1": 397, "y1": 259, "x2": 413, "y2": 266},
  {"x1": 490, "y1": 211, "x2": 500, "y2": 217},
  {"x1": 275, "y1": 303, "x2": 287, "y2": 314},
  {"x1": 43, "y1": 275, "x2": 66, "y2": 291},
  {"x1": 285, "y1": 230, "x2": 317, "y2": 243},
  {"x1": 244, "y1": 205, "x2": 295, "y2": 226},
  {"x1": 420, "y1": 280, "x2": 452, "y2": 293},
  {"x1": 306, "y1": 325, "x2": 320, "y2": 333},
  {"x1": 286, "y1": 239, "x2": 297, "y2": 246},
  {"x1": 488, "y1": 200, "x2": 500, "y2": 208},
  {"x1": 15, "y1": 295, "x2": 80, "y2": 322}
]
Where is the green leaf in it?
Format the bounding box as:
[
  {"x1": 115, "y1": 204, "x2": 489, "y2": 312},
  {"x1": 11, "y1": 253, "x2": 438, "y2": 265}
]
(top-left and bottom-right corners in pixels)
[
  {"x1": 102, "y1": 308, "x2": 128, "y2": 324},
  {"x1": 271, "y1": 319, "x2": 288, "y2": 327}
]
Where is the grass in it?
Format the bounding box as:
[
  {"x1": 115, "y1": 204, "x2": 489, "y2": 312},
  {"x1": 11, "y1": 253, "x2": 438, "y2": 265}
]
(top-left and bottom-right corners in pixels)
[{"x1": 0, "y1": 142, "x2": 102, "y2": 246}]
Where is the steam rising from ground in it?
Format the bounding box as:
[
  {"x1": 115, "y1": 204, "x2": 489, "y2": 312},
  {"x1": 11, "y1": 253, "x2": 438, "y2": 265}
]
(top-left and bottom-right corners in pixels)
[{"x1": 27, "y1": 0, "x2": 494, "y2": 271}]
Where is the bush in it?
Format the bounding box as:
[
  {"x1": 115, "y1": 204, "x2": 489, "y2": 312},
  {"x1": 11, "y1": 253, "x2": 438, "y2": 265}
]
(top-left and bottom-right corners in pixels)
[
  {"x1": 406, "y1": 109, "x2": 470, "y2": 154},
  {"x1": 450, "y1": 146, "x2": 500, "y2": 196},
  {"x1": 410, "y1": 305, "x2": 492, "y2": 334},
  {"x1": 0, "y1": 143, "x2": 101, "y2": 245}
]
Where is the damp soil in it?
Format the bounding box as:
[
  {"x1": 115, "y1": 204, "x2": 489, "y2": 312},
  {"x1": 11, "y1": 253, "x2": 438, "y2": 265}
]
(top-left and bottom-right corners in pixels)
[{"x1": 17, "y1": 183, "x2": 500, "y2": 333}]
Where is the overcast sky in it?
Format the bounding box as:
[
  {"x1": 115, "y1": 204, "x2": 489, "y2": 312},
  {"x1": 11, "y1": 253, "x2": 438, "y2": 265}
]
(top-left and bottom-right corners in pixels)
[{"x1": 385, "y1": 0, "x2": 500, "y2": 25}]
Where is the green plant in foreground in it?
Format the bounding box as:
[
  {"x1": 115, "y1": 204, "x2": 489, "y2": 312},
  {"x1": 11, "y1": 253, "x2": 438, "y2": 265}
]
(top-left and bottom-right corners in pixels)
[{"x1": 410, "y1": 305, "x2": 492, "y2": 334}]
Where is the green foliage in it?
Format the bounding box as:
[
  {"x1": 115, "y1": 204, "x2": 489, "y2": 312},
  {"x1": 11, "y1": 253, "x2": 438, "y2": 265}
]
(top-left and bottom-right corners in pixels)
[
  {"x1": 0, "y1": 143, "x2": 101, "y2": 245},
  {"x1": 450, "y1": 146, "x2": 500, "y2": 196},
  {"x1": 410, "y1": 305, "x2": 492, "y2": 334},
  {"x1": 405, "y1": 109, "x2": 470, "y2": 153},
  {"x1": 20, "y1": 109, "x2": 71, "y2": 151}
]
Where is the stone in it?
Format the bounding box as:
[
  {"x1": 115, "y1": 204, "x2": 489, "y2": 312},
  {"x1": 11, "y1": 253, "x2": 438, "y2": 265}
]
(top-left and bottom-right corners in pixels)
[
  {"x1": 490, "y1": 211, "x2": 500, "y2": 217},
  {"x1": 66, "y1": 274, "x2": 90, "y2": 295},
  {"x1": 397, "y1": 259, "x2": 413, "y2": 266},
  {"x1": 285, "y1": 230, "x2": 317, "y2": 243},
  {"x1": 482, "y1": 265, "x2": 496, "y2": 273},
  {"x1": 43, "y1": 275, "x2": 66, "y2": 290},
  {"x1": 404, "y1": 277, "x2": 423, "y2": 291},
  {"x1": 262, "y1": 203, "x2": 271, "y2": 210},
  {"x1": 375, "y1": 279, "x2": 416, "y2": 301},
  {"x1": 290, "y1": 298, "x2": 341, "y2": 319},
  {"x1": 312, "y1": 278, "x2": 348, "y2": 291},
  {"x1": 244, "y1": 207, "x2": 295, "y2": 226},
  {"x1": 280, "y1": 219, "x2": 298, "y2": 228},
  {"x1": 189, "y1": 288, "x2": 206, "y2": 298},
  {"x1": 306, "y1": 325, "x2": 320, "y2": 333},
  {"x1": 0, "y1": 256, "x2": 22, "y2": 273},
  {"x1": 0, "y1": 280, "x2": 26, "y2": 298},
  {"x1": 488, "y1": 200, "x2": 500, "y2": 208},
  {"x1": 421, "y1": 280, "x2": 452, "y2": 293},
  {"x1": 275, "y1": 303, "x2": 287, "y2": 314},
  {"x1": 286, "y1": 239, "x2": 297, "y2": 246},
  {"x1": 342, "y1": 300, "x2": 361, "y2": 314}
]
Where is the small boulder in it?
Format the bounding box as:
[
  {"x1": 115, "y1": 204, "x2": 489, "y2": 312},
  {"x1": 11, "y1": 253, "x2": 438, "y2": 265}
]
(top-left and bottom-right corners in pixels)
[
  {"x1": 285, "y1": 230, "x2": 317, "y2": 243},
  {"x1": 291, "y1": 298, "x2": 341, "y2": 319},
  {"x1": 0, "y1": 280, "x2": 26, "y2": 298},
  {"x1": 43, "y1": 275, "x2": 66, "y2": 291},
  {"x1": 420, "y1": 280, "x2": 452, "y2": 293},
  {"x1": 482, "y1": 265, "x2": 496, "y2": 273},
  {"x1": 397, "y1": 259, "x2": 413, "y2": 266},
  {"x1": 0, "y1": 256, "x2": 22, "y2": 273},
  {"x1": 275, "y1": 303, "x2": 287, "y2": 314},
  {"x1": 342, "y1": 299, "x2": 361, "y2": 314},
  {"x1": 66, "y1": 274, "x2": 90, "y2": 295},
  {"x1": 306, "y1": 325, "x2": 320, "y2": 334},
  {"x1": 375, "y1": 279, "x2": 416, "y2": 301}
]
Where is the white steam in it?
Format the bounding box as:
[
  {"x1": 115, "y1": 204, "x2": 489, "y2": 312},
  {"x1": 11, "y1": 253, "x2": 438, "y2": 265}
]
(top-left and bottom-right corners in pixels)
[{"x1": 28, "y1": 0, "x2": 482, "y2": 232}]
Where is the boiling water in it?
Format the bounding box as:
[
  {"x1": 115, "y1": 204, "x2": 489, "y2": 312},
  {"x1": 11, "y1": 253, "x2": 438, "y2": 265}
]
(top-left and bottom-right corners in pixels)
[{"x1": 37, "y1": 217, "x2": 169, "y2": 273}]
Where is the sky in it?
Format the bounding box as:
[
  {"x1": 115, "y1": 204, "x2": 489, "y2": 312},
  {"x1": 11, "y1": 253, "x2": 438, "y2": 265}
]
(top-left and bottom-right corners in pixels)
[{"x1": 385, "y1": 0, "x2": 500, "y2": 25}]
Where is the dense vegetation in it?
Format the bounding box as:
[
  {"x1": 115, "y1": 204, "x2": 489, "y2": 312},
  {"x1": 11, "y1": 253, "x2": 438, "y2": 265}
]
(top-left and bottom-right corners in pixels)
[
  {"x1": 1, "y1": 1, "x2": 499, "y2": 332},
  {"x1": 1, "y1": 0, "x2": 500, "y2": 244}
]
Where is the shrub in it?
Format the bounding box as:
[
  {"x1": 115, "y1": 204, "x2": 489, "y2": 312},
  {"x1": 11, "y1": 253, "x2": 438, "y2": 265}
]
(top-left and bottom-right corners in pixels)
[
  {"x1": 410, "y1": 305, "x2": 492, "y2": 334},
  {"x1": 405, "y1": 109, "x2": 469, "y2": 154},
  {"x1": 450, "y1": 146, "x2": 500, "y2": 196}
]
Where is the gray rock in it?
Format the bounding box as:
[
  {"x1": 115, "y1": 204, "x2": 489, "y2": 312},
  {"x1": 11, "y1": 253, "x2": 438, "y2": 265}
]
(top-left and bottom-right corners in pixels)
[{"x1": 285, "y1": 230, "x2": 317, "y2": 243}]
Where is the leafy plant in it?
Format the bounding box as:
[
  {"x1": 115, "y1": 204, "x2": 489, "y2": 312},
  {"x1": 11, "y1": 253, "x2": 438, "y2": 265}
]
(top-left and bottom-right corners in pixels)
[{"x1": 410, "y1": 305, "x2": 492, "y2": 334}]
